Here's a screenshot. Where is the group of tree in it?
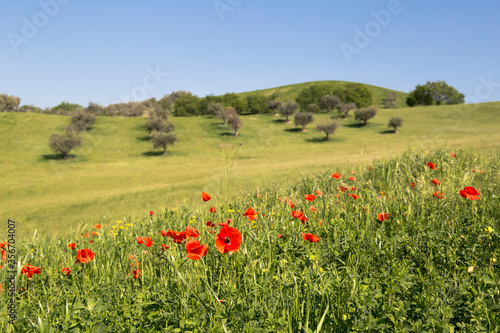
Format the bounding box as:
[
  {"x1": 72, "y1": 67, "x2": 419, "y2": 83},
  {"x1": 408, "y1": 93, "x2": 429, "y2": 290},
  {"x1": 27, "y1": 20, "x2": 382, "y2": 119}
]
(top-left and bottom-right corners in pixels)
[
  {"x1": 296, "y1": 83, "x2": 373, "y2": 110},
  {"x1": 406, "y1": 81, "x2": 465, "y2": 106},
  {"x1": 0, "y1": 94, "x2": 21, "y2": 112},
  {"x1": 208, "y1": 103, "x2": 242, "y2": 136},
  {"x1": 146, "y1": 104, "x2": 177, "y2": 154}
]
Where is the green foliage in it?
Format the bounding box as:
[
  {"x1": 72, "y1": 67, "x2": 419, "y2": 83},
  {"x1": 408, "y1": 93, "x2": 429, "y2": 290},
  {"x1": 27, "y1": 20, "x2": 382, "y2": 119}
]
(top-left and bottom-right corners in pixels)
[
  {"x1": 296, "y1": 83, "x2": 373, "y2": 110},
  {"x1": 51, "y1": 101, "x2": 82, "y2": 115},
  {"x1": 173, "y1": 92, "x2": 200, "y2": 116},
  {"x1": 245, "y1": 92, "x2": 270, "y2": 114},
  {"x1": 385, "y1": 91, "x2": 397, "y2": 109},
  {"x1": 320, "y1": 95, "x2": 341, "y2": 112},
  {"x1": 294, "y1": 112, "x2": 314, "y2": 130},
  {"x1": 0, "y1": 93, "x2": 21, "y2": 112},
  {"x1": 407, "y1": 81, "x2": 465, "y2": 106},
  {"x1": 69, "y1": 109, "x2": 96, "y2": 132},
  {"x1": 280, "y1": 101, "x2": 299, "y2": 121},
  {"x1": 354, "y1": 106, "x2": 378, "y2": 125},
  {"x1": 267, "y1": 100, "x2": 282, "y2": 114},
  {"x1": 48, "y1": 128, "x2": 82, "y2": 159},
  {"x1": 2, "y1": 149, "x2": 498, "y2": 331}
]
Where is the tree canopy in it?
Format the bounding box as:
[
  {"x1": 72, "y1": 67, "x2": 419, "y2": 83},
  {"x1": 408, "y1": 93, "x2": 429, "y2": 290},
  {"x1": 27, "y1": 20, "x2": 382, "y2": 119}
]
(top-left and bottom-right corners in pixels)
[{"x1": 406, "y1": 81, "x2": 464, "y2": 106}]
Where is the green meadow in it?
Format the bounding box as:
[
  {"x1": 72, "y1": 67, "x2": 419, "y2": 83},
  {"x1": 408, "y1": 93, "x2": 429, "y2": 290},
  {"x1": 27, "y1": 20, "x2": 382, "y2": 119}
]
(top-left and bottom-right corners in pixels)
[{"x1": 1, "y1": 100, "x2": 500, "y2": 240}]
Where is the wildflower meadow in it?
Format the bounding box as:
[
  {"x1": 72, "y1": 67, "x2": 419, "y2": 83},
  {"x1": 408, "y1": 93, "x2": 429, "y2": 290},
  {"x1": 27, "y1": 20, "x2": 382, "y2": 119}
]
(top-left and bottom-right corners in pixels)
[{"x1": 1, "y1": 148, "x2": 499, "y2": 332}]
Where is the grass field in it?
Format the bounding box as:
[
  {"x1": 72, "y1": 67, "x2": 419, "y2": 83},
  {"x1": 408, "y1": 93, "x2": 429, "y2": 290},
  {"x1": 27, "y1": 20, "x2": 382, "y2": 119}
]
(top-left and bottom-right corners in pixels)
[
  {"x1": 1, "y1": 101, "x2": 500, "y2": 239},
  {"x1": 1, "y1": 148, "x2": 498, "y2": 331}
]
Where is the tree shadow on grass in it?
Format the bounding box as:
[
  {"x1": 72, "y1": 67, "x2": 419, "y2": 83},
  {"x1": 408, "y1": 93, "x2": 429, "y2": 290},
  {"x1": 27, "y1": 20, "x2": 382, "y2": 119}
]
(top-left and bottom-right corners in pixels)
[
  {"x1": 380, "y1": 130, "x2": 396, "y2": 134},
  {"x1": 142, "y1": 151, "x2": 166, "y2": 157},
  {"x1": 343, "y1": 123, "x2": 366, "y2": 128},
  {"x1": 271, "y1": 119, "x2": 287, "y2": 123},
  {"x1": 284, "y1": 128, "x2": 303, "y2": 132},
  {"x1": 41, "y1": 154, "x2": 76, "y2": 160},
  {"x1": 306, "y1": 137, "x2": 345, "y2": 143},
  {"x1": 220, "y1": 132, "x2": 237, "y2": 137},
  {"x1": 137, "y1": 135, "x2": 151, "y2": 141}
]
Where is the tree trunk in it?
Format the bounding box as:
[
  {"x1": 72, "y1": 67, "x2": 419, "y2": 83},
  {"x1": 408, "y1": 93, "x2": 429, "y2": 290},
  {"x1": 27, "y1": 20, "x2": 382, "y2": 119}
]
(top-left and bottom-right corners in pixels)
[
  {"x1": 325, "y1": 133, "x2": 330, "y2": 141},
  {"x1": 63, "y1": 152, "x2": 68, "y2": 159},
  {"x1": 394, "y1": 128, "x2": 399, "y2": 134},
  {"x1": 234, "y1": 130, "x2": 238, "y2": 136},
  {"x1": 163, "y1": 146, "x2": 167, "y2": 154}
]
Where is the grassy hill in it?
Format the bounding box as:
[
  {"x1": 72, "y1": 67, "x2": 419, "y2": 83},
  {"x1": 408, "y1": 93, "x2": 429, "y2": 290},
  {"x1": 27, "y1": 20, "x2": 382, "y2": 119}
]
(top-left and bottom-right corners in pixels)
[
  {"x1": 1, "y1": 101, "x2": 499, "y2": 239},
  {"x1": 234, "y1": 80, "x2": 409, "y2": 108}
]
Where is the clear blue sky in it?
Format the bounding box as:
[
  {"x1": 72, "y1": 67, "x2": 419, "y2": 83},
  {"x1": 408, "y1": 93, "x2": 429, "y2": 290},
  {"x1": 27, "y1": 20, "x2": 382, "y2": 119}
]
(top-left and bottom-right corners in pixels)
[{"x1": 1, "y1": 0, "x2": 499, "y2": 108}]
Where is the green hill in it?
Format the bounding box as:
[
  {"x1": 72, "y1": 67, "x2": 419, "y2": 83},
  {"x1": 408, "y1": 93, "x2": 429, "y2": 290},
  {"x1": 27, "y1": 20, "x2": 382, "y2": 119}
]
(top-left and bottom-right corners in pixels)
[
  {"x1": 234, "y1": 80, "x2": 409, "y2": 108},
  {"x1": 1, "y1": 101, "x2": 499, "y2": 239}
]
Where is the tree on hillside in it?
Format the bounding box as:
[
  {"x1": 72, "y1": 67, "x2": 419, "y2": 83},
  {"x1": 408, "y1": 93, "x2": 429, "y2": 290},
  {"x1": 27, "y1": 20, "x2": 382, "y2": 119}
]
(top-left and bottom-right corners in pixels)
[
  {"x1": 316, "y1": 121, "x2": 340, "y2": 141},
  {"x1": 338, "y1": 102, "x2": 357, "y2": 118},
  {"x1": 151, "y1": 132, "x2": 177, "y2": 155},
  {"x1": 267, "y1": 100, "x2": 282, "y2": 115},
  {"x1": 320, "y1": 95, "x2": 341, "y2": 112},
  {"x1": 294, "y1": 112, "x2": 314, "y2": 131},
  {"x1": 69, "y1": 109, "x2": 96, "y2": 132},
  {"x1": 173, "y1": 92, "x2": 200, "y2": 116},
  {"x1": 49, "y1": 128, "x2": 82, "y2": 159},
  {"x1": 354, "y1": 106, "x2": 378, "y2": 126},
  {"x1": 279, "y1": 101, "x2": 299, "y2": 122},
  {"x1": 51, "y1": 102, "x2": 82, "y2": 115},
  {"x1": 246, "y1": 92, "x2": 269, "y2": 114},
  {"x1": 388, "y1": 117, "x2": 403, "y2": 133},
  {"x1": 208, "y1": 102, "x2": 226, "y2": 123},
  {"x1": 385, "y1": 92, "x2": 397, "y2": 109},
  {"x1": 406, "y1": 81, "x2": 464, "y2": 106},
  {"x1": 227, "y1": 111, "x2": 243, "y2": 136},
  {"x1": 0, "y1": 94, "x2": 21, "y2": 112},
  {"x1": 335, "y1": 83, "x2": 373, "y2": 108},
  {"x1": 308, "y1": 103, "x2": 319, "y2": 113}
]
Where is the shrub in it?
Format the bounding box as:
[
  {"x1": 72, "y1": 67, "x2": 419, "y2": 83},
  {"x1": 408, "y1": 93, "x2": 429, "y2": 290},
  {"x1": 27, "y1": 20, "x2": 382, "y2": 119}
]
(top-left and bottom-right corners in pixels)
[
  {"x1": 354, "y1": 106, "x2": 378, "y2": 125},
  {"x1": 294, "y1": 112, "x2": 314, "y2": 130},
  {"x1": 48, "y1": 128, "x2": 82, "y2": 159},
  {"x1": 388, "y1": 117, "x2": 403, "y2": 133},
  {"x1": 316, "y1": 121, "x2": 340, "y2": 141}
]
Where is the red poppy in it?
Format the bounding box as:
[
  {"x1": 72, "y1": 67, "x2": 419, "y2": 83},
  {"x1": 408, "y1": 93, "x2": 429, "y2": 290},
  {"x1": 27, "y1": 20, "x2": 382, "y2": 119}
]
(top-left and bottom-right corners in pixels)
[
  {"x1": 332, "y1": 173, "x2": 341, "y2": 179},
  {"x1": 185, "y1": 226, "x2": 200, "y2": 238},
  {"x1": 460, "y1": 186, "x2": 480, "y2": 200},
  {"x1": 301, "y1": 233, "x2": 319, "y2": 243},
  {"x1": 76, "y1": 249, "x2": 95, "y2": 264},
  {"x1": 351, "y1": 187, "x2": 357, "y2": 192},
  {"x1": 91, "y1": 231, "x2": 98, "y2": 236},
  {"x1": 186, "y1": 240, "x2": 209, "y2": 260},
  {"x1": 379, "y1": 191, "x2": 385, "y2": 196},
  {"x1": 305, "y1": 194, "x2": 316, "y2": 202},
  {"x1": 62, "y1": 267, "x2": 71, "y2": 276},
  {"x1": 338, "y1": 186, "x2": 348, "y2": 193},
  {"x1": 0, "y1": 242, "x2": 8, "y2": 249},
  {"x1": 133, "y1": 269, "x2": 142, "y2": 279},
  {"x1": 291, "y1": 211, "x2": 303, "y2": 219},
  {"x1": 410, "y1": 182, "x2": 415, "y2": 188},
  {"x1": 206, "y1": 221, "x2": 215, "y2": 227},
  {"x1": 160, "y1": 230, "x2": 168, "y2": 236},
  {"x1": 450, "y1": 153, "x2": 457, "y2": 157},
  {"x1": 1, "y1": 249, "x2": 6, "y2": 261},
  {"x1": 278, "y1": 234, "x2": 283, "y2": 238},
  {"x1": 149, "y1": 211, "x2": 155, "y2": 216},
  {"x1": 201, "y1": 192, "x2": 212, "y2": 202},
  {"x1": 348, "y1": 193, "x2": 359, "y2": 200},
  {"x1": 427, "y1": 162, "x2": 436, "y2": 170},
  {"x1": 68, "y1": 243, "x2": 75, "y2": 250},
  {"x1": 173, "y1": 231, "x2": 188, "y2": 244},
  {"x1": 21, "y1": 263, "x2": 41, "y2": 278},
  {"x1": 315, "y1": 190, "x2": 323, "y2": 196},
  {"x1": 209, "y1": 207, "x2": 217, "y2": 213},
  {"x1": 243, "y1": 207, "x2": 258, "y2": 220},
  {"x1": 310, "y1": 206, "x2": 318, "y2": 212},
  {"x1": 431, "y1": 178, "x2": 441, "y2": 186},
  {"x1": 215, "y1": 226, "x2": 242, "y2": 254},
  {"x1": 300, "y1": 215, "x2": 308, "y2": 223},
  {"x1": 145, "y1": 237, "x2": 153, "y2": 248},
  {"x1": 136, "y1": 237, "x2": 144, "y2": 244},
  {"x1": 377, "y1": 213, "x2": 389, "y2": 222},
  {"x1": 94, "y1": 224, "x2": 101, "y2": 229},
  {"x1": 218, "y1": 219, "x2": 232, "y2": 227},
  {"x1": 349, "y1": 177, "x2": 356, "y2": 182},
  {"x1": 161, "y1": 244, "x2": 169, "y2": 250},
  {"x1": 432, "y1": 192, "x2": 445, "y2": 199},
  {"x1": 289, "y1": 201, "x2": 296, "y2": 208},
  {"x1": 369, "y1": 166, "x2": 373, "y2": 170},
  {"x1": 82, "y1": 233, "x2": 88, "y2": 238}
]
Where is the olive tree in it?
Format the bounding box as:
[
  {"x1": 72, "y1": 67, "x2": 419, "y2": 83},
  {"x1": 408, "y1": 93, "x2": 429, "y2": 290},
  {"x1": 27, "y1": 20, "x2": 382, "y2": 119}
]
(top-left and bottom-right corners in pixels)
[
  {"x1": 294, "y1": 112, "x2": 314, "y2": 131},
  {"x1": 227, "y1": 111, "x2": 243, "y2": 136},
  {"x1": 316, "y1": 121, "x2": 340, "y2": 141},
  {"x1": 388, "y1": 117, "x2": 403, "y2": 133},
  {"x1": 320, "y1": 95, "x2": 341, "y2": 112},
  {"x1": 307, "y1": 104, "x2": 319, "y2": 113},
  {"x1": 279, "y1": 101, "x2": 299, "y2": 122},
  {"x1": 338, "y1": 102, "x2": 357, "y2": 118},
  {"x1": 385, "y1": 92, "x2": 397, "y2": 109},
  {"x1": 0, "y1": 94, "x2": 21, "y2": 112},
  {"x1": 151, "y1": 132, "x2": 177, "y2": 155},
  {"x1": 70, "y1": 109, "x2": 96, "y2": 132},
  {"x1": 354, "y1": 106, "x2": 378, "y2": 125},
  {"x1": 48, "y1": 128, "x2": 82, "y2": 159},
  {"x1": 267, "y1": 100, "x2": 282, "y2": 115}
]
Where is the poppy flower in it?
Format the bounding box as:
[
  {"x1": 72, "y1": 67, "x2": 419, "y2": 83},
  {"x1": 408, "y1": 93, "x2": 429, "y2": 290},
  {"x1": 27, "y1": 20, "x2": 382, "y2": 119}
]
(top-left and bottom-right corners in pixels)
[
  {"x1": 218, "y1": 219, "x2": 232, "y2": 227},
  {"x1": 243, "y1": 207, "x2": 258, "y2": 220},
  {"x1": 349, "y1": 177, "x2": 356, "y2": 182},
  {"x1": 62, "y1": 267, "x2": 71, "y2": 276},
  {"x1": 149, "y1": 211, "x2": 155, "y2": 216},
  {"x1": 348, "y1": 193, "x2": 359, "y2": 199},
  {"x1": 94, "y1": 224, "x2": 101, "y2": 229},
  {"x1": 460, "y1": 186, "x2": 480, "y2": 200},
  {"x1": 136, "y1": 237, "x2": 144, "y2": 244},
  {"x1": 129, "y1": 255, "x2": 137, "y2": 261},
  {"x1": 91, "y1": 231, "x2": 99, "y2": 236},
  {"x1": 431, "y1": 178, "x2": 441, "y2": 186},
  {"x1": 68, "y1": 243, "x2": 75, "y2": 250},
  {"x1": 0, "y1": 242, "x2": 8, "y2": 249},
  {"x1": 338, "y1": 186, "x2": 348, "y2": 193},
  {"x1": 161, "y1": 244, "x2": 169, "y2": 250},
  {"x1": 450, "y1": 153, "x2": 457, "y2": 157},
  {"x1": 432, "y1": 192, "x2": 445, "y2": 199},
  {"x1": 76, "y1": 249, "x2": 95, "y2": 264},
  {"x1": 82, "y1": 233, "x2": 88, "y2": 238},
  {"x1": 160, "y1": 230, "x2": 168, "y2": 236},
  {"x1": 300, "y1": 215, "x2": 308, "y2": 223},
  {"x1": 377, "y1": 213, "x2": 389, "y2": 222},
  {"x1": 301, "y1": 233, "x2": 319, "y2": 243},
  {"x1": 310, "y1": 206, "x2": 318, "y2": 212},
  {"x1": 145, "y1": 237, "x2": 153, "y2": 248},
  {"x1": 278, "y1": 234, "x2": 283, "y2": 239},
  {"x1": 315, "y1": 190, "x2": 323, "y2": 196},
  {"x1": 206, "y1": 221, "x2": 215, "y2": 228},
  {"x1": 332, "y1": 173, "x2": 341, "y2": 179},
  {"x1": 305, "y1": 194, "x2": 316, "y2": 202},
  {"x1": 215, "y1": 226, "x2": 242, "y2": 254},
  {"x1": 201, "y1": 192, "x2": 211, "y2": 202},
  {"x1": 1, "y1": 249, "x2": 6, "y2": 261},
  {"x1": 289, "y1": 202, "x2": 296, "y2": 208},
  {"x1": 133, "y1": 269, "x2": 142, "y2": 279},
  {"x1": 209, "y1": 207, "x2": 217, "y2": 213},
  {"x1": 185, "y1": 226, "x2": 200, "y2": 238},
  {"x1": 410, "y1": 182, "x2": 415, "y2": 188},
  {"x1": 350, "y1": 187, "x2": 357, "y2": 192},
  {"x1": 186, "y1": 240, "x2": 209, "y2": 260},
  {"x1": 369, "y1": 166, "x2": 373, "y2": 170},
  {"x1": 173, "y1": 231, "x2": 188, "y2": 244},
  {"x1": 21, "y1": 263, "x2": 41, "y2": 278},
  {"x1": 291, "y1": 211, "x2": 303, "y2": 219},
  {"x1": 427, "y1": 162, "x2": 436, "y2": 170}
]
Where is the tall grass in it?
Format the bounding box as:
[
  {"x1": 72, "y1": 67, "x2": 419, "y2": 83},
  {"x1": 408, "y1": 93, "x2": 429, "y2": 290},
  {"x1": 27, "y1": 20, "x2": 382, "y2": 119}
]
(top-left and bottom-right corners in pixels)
[{"x1": 1, "y1": 148, "x2": 499, "y2": 332}]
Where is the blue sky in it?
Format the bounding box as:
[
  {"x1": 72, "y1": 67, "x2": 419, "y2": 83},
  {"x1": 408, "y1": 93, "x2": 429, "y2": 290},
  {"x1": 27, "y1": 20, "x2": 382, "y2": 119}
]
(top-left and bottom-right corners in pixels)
[{"x1": 1, "y1": 0, "x2": 499, "y2": 108}]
